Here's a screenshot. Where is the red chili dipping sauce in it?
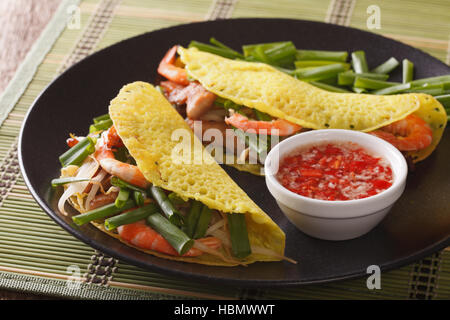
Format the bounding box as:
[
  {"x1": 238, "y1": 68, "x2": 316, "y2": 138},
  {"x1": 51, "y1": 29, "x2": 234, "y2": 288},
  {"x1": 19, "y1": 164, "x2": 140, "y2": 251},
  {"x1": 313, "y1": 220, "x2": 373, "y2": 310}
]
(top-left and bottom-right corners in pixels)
[{"x1": 276, "y1": 142, "x2": 393, "y2": 201}]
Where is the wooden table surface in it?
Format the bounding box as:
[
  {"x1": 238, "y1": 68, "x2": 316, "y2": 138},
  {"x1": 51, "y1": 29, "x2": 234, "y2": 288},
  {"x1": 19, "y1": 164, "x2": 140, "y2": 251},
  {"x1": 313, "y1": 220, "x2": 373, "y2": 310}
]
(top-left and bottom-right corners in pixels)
[{"x1": 0, "y1": 0, "x2": 62, "y2": 300}]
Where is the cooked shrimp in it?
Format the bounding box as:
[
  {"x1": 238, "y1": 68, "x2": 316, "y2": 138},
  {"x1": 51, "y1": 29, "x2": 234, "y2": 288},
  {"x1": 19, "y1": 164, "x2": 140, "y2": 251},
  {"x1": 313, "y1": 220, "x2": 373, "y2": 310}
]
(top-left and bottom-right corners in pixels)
[
  {"x1": 105, "y1": 125, "x2": 124, "y2": 149},
  {"x1": 225, "y1": 112, "x2": 302, "y2": 136},
  {"x1": 66, "y1": 136, "x2": 80, "y2": 148},
  {"x1": 369, "y1": 114, "x2": 433, "y2": 151},
  {"x1": 117, "y1": 221, "x2": 222, "y2": 256},
  {"x1": 94, "y1": 127, "x2": 149, "y2": 189},
  {"x1": 157, "y1": 45, "x2": 190, "y2": 86}
]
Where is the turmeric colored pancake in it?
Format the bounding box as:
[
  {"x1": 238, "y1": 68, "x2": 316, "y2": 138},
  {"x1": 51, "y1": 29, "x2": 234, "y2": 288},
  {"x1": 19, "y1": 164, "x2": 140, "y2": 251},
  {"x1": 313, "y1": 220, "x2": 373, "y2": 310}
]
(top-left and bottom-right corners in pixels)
[
  {"x1": 178, "y1": 47, "x2": 447, "y2": 162},
  {"x1": 106, "y1": 81, "x2": 285, "y2": 266}
]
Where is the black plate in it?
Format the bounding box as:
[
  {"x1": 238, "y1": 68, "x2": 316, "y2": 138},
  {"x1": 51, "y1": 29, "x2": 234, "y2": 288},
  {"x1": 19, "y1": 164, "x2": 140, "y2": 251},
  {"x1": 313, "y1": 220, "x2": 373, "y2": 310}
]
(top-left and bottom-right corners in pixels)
[{"x1": 19, "y1": 18, "x2": 450, "y2": 287}]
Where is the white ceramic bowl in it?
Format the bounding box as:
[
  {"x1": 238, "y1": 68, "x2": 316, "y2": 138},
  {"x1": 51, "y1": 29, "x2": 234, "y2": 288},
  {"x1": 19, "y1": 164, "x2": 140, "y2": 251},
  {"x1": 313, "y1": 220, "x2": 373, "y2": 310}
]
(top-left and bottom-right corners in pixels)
[{"x1": 264, "y1": 129, "x2": 408, "y2": 241}]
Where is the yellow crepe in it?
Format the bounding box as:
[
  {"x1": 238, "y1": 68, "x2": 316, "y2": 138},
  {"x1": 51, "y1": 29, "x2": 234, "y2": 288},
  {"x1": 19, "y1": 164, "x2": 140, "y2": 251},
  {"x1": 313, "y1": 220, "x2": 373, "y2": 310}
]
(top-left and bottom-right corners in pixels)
[
  {"x1": 178, "y1": 47, "x2": 447, "y2": 162},
  {"x1": 409, "y1": 94, "x2": 447, "y2": 162},
  {"x1": 108, "y1": 81, "x2": 285, "y2": 266}
]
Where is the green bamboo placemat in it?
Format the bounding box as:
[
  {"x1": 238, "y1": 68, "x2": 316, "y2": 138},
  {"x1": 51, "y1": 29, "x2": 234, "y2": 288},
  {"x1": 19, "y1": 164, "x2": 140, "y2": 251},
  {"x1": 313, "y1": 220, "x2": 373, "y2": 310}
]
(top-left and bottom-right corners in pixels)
[{"x1": 0, "y1": 0, "x2": 449, "y2": 299}]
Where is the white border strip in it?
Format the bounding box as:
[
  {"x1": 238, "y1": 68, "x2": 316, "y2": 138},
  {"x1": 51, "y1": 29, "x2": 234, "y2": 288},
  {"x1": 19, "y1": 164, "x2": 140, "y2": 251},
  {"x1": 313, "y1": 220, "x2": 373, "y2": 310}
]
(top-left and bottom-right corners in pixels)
[{"x1": 0, "y1": 0, "x2": 81, "y2": 128}]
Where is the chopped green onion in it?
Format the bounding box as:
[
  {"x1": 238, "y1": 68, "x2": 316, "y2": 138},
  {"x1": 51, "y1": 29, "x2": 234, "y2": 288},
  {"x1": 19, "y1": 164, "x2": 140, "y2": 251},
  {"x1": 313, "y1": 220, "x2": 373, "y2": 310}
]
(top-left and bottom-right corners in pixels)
[
  {"x1": 254, "y1": 109, "x2": 272, "y2": 121},
  {"x1": 296, "y1": 49, "x2": 348, "y2": 62},
  {"x1": 294, "y1": 63, "x2": 348, "y2": 81},
  {"x1": 435, "y1": 94, "x2": 450, "y2": 108},
  {"x1": 189, "y1": 40, "x2": 240, "y2": 59},
  {"x1": 317, "y1": 76, "x2": 339, "y2": 85},
  {"x1": 51, "y1": 177, "x2": 91, "y2": 187},
  {"x1": 310, "y1": 81, "x2": 351, "y2": 93},
  {"x1": 354, "y1": 77, "x2": 400, "y2": 90},
  {"x1": 193, "y1": 205, "x2": 212, "y2": 239},
  {"x1": 150, "y1": 185, "x2": 183, "y2": 227},
  {"x1": 273, "y1": 66, "x2": 295, "y2": 76},
  {"x1": 294, "y1": 60, "x2": 350, "y2": 69},
  {"x1": 233, "y1": 128, "x2": 269, "y2": 163},
  {"x1": 243, "y1": 42, "x2": 296, "y2": 68},
  {"x1": 402, "y1": 59, "x2": 414, "y2": 84},
  {"x1": 133, "y1": 190, "x2": 145, "y2": 207},
  {"x1": 110, "y1": 176, "x2": 146, "y2": 193},
  {"x1": 372, "y1": 83, "x2": 411, "y2": 95},
  {"x1": 168, "y1": 192, "x2": 188, "y2": 205},
  {"x1": 104, "y1": 203, "x2": 159, "y2": 230},
  {"x1": 147, "y1": 213, "x2": 194, "y2": 255},
  {"x1": 209, "y1": 37, "x2": 244, "y2": 59},
  {"x1": 243, "y1": 42, "x2": 289, "y2": 57},
  {"x1": 59, "y1": 136, "x2": 96, "y2": 167},
  {"x1": 115, "y1": 187, "x2": 130, "y2": 209},
  {"x1": 93, "y1": 113, "x2": 110, "y2": 124},
  {"x1": 227, "y1": 213, "x2": 251, "y2": 259},
  {"x1": 263, "y1": 42, "x2": 297, "y2": 66},
  {"x1": 410, "y1": 75, "x2": 450, "y2": 87},
  {"x1": 352, "y1": 87, "x2": 367, "y2": 94},
  {"x1": 184, "y1": 200, "x2": 203, "y2": 238},
  {"x1": 253, "y1": 45, "x2": 271, "y2": 64},
  {"x1": 351, "y1": 51, "x2": 369, "y2": 73},
  {"x1": 338, "y1": 70, "x2": 389, "y2": 86},
  {"x1": 89, "y1": 118, "x2": 113, "y2": 133},
  {"x1": 406, "y1": 84, "x2": 445, "y2": 96},
  {"x1": 72, "y1": 199, "x2": 135, "y2": 226},
  {"x1": 371, "y1": 57, "x2": 399, "y2": 74}
]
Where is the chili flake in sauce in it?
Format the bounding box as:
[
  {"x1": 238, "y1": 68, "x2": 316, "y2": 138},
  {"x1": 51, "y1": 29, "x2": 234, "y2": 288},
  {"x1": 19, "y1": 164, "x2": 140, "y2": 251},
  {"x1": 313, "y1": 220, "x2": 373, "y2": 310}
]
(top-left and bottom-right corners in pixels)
[{"x1": 276, "y1": 143, "x2": 393, "y2": 201}]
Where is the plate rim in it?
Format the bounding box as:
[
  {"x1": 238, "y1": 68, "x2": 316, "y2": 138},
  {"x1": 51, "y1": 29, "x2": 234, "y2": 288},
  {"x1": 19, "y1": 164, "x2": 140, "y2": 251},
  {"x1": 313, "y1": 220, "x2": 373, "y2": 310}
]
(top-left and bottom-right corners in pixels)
[{"x1": 18, "y1": 17, "x2": 450, "y2": 287}]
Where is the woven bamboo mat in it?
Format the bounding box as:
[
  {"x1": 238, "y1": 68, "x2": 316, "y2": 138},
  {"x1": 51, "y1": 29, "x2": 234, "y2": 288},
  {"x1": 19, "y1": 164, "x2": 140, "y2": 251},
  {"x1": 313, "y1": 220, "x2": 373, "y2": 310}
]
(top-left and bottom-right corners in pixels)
[{"x1": 0, "y1": 0, "x2": 449, "y2": 299}]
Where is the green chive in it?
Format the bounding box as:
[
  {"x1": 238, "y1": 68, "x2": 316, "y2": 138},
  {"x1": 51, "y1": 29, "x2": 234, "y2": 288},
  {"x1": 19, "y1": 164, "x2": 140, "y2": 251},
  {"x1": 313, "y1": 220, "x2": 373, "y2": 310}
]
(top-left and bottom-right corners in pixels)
[
  {"x1": 435, "y1": 94, "x2": 450, "y2": 108},
  {"x1": 406, "y1": 84, "x2": 445, "y2": 96},
  {"x1": 110, "y1": 176, "x2": 146, "y2": 193},
  {"x1": 150, "y1": 185, "x2": 183, "y2": 227},
  {"x1": 351, "y1": 51, "x2": 369, "y2": 73},
  {"x1": 296, "y1": 49, "x2": 348, "y2": 62},
  {"x1": 93, "y1": 113, "x2": 110, "y2": 124},
  {"x1": 338, "y1": 70, "x2": 389, "y2": 86},
  {"x1": 227, "y1": 213, "x2": 251, "y2": 259},
  {"x1": 89, "y1": 118, "x2": 113, "y2": 133},
  {"x1": 209, "y1": 37, "x2": 244, "y2": 59},
  {"x1": 104, "y1": 203, "x2": 159, "y2": 230},
  {"x1": 51, "y1": 177, "x2": 90, "y2": 187},
  {"x1": 295, "y1": 60, "x2": 350, "y2": 69},
  {"x1": 189, "y1": 41, "x2": 240, "y2": 59},
  {"x1": 354, "y1": 77, "x2": 400, "y2": 90},
  {"x1": 402, "y1": 59, "x2": 414, "y2": 83},
  {"x1": 59, "y1": 136, "x2": 96, "y2": 167},
  {"x1": 372, "y1": 83, "x2": 411, "y2": 95},
  {"x1": 254, "y1": 45, "x2": 271, "y2": 64},
  {"x1": 233, "y1": 128, "x2": 269, "y2": 163},
  {"x1": 72, "y1": 199, "x2": 135, "y2": 226},
  {"x1": 310, "y1": 81, "x2": 351, "y2": 93},
  {"x1": 410, "y1": 75, "x2": 450, "y2": 87},
  {"x1": 294, "y1": 63, "x2": 348, "y2": 81},
  {"x1": 168, "y1": 192, "x2": 188, "y2": 205},
  {"x1": 371, "y1": 57, "x2": 399, "y2": 74},
  {"x1": 115, "y1": 188, "x2": 130, "y2": 209},
  {"x1": 193, "y1": 205, "x2": 212, "y2": 239},
  {"x1": 254, "y1": 109, "x2": 272, "y2": 121},
  {"x1": 133, "y1": 190, "x2": 145, "y2": 207},
  {"x1": 184, "y1": 200, "x2": 203, "y2": 238},
  {"x1": 147, "y1": 213, "x2": 194, "y2": 255}
]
